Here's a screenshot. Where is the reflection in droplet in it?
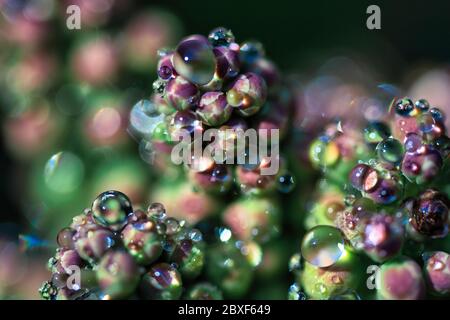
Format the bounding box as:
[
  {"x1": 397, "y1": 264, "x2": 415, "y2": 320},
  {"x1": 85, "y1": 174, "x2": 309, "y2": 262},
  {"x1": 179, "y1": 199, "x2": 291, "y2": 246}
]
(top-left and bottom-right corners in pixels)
[
  {"x1": 129, "y1": 99, "x2": 164, "y2": 137},
  {"x1": 44, "y1": 152, "x2": 84, "y2": 193},
  {"x1": 301, "y1": 225, "x2": 345, "y2": 268}
]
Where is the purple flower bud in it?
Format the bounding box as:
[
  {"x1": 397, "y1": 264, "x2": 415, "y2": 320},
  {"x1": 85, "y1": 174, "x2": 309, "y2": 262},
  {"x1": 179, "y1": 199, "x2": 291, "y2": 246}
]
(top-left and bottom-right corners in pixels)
[
  {"x1": 226, "y1": 72, "x2": 267, "y2": 117},
  {"x1": 213, "y1": 46, "x2": 239, "y2": 80},
  {"x1": 376, "y1": 257, "x2": 425, "y2": 300},
  {"x1": 367, "y1": 178, "x2": 400, "y2": 205},
  {"x1": 157, "y1": 53, "x2": 176, "y2": 80},
  {"x1": 169, "y1": 110, "x2": 203, "y2": 140},
  {"x1": 408, "y1": 189, "x2": 449, "y2": 238},
  {"x1": 249, "y1": 58, "x2": 280, "y2": 87},
  {"x1": 152, "y1": 93, "x2": 176, "y2": 115},
  {"x1": 97, "y1": 251, "x2": 139, "y2": 299},
  {"x1": 401, "y1": 146, "x2": 443, "y2": 184},
  {"x1": 424, "y1": 251, "x2": 450, "y2": 295},
  {"x1": 165, "y1": 76, "x2": 200, "y2": 111},
  {"x1": 197, "y1": 91, "x2": 232, "y2": 126},
  {"x1": 404, "y1": 133, "x2": 422, "y2": 152},
  {"x1": 349, "y1": 164, "x2": 379, "y2": 193},
  {"x1": 53, "y1": 249, "x2": 82, "y2": 274},
  {"x1": 363, "y1": 214, "x2": 404, "y2": 262},
  {"x1": 121, "y1": 219, "x2": 163, "y2": 265},
  {"x1": 57, "y1": 228, "x2": 75, "y2": 249},
  {"x1": 74, "y1": 224, "x2": 115, "y2": 262},
  {"x1": 223, "y1": 197, "x2": 280, "y2": 243},
  {"x1": 140, "y1": 263, "x2": 183, "y2": 300},
  {"x1": 188, "y1": 163, "x2": 232, "y2": 193}
]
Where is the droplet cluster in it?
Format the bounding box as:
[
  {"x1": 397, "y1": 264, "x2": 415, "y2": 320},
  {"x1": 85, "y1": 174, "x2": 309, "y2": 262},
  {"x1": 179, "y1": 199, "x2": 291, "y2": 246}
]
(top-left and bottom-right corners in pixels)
[
  {"x1": 130, "y1": 27, "x2": 295, "y2": 196},
  {"x1": 39, "y1": 191, "x2": 211, "y2": 300},
  {"x1": 292, "y1": 96, "x2": 450, "y2": 300}
]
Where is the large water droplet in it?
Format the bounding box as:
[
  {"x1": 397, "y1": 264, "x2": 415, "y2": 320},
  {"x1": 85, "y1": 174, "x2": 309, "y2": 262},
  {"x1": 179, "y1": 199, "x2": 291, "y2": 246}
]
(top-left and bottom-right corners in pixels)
[
  {"x1": 172, "y1": 35, "x2": 216, "y2": 85},
  {"x1": 129, "y1": 99, "x2": 164, "y2": 137},
  {"x1": 363, "y1": 121, "x2": 391, "y2": 144},
  {"x1": 92, "y1": 190, "x2": 132, "y2": 230},
  {"x1": 376, "y1": 138, "x2": 403, "y2": 165},
  {"x1": 300, "y1": 225, "x2": 345, "y2": 268},
  {"x1": 44, "y1": 151, "x2": 84, "y2": 194}
]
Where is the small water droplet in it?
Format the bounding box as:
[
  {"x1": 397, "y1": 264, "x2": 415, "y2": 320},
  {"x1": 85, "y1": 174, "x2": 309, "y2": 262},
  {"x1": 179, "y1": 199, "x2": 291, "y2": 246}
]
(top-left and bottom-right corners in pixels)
[{"x1": 300, "y1": 225, "x2": 345, "y2": 268}]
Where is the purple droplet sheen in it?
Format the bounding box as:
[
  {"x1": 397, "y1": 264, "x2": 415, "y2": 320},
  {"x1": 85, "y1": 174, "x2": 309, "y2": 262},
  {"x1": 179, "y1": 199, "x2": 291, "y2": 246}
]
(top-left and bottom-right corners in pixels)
[
  {"x1": 404, "y1": 133, "x2": 422, "y2": 153},
  {"x1": 349, "y1": 164, "x2": 375, "y2": 191},
  {"x1": 363, "y1": 214, "x2": 404, "y2": 262},
  {"x1": 401, "y1": 146, "x2": 443, "y2": 184},
  {"x1": 409, "y1": 189, "x2": 449, "y2": 238},
  {"x1": 249, "y1": 58, "x2": 281, "y2": 87},
  {"x1": 57, "y1": 227, "x2": 75, "y2": 249},
  {"x1": 213, "y1": 46, "x2": 240, "y2": 80},
  {"x1": 157, "y1": 53, "x2": 176, "y2": 79},
  {"x1": 158, "y1": 65, "x2": 173, "y2": 80},
  {"x1": 367, "y1": 178, "x2": 399, "y2": 205}
]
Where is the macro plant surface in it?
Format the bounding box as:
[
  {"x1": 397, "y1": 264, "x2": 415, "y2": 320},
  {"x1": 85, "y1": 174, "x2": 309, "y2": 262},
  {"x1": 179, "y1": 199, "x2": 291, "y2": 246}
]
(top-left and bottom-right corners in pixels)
[{"x1": 39, "y1": 26, "x2": 450, "y2": 300}]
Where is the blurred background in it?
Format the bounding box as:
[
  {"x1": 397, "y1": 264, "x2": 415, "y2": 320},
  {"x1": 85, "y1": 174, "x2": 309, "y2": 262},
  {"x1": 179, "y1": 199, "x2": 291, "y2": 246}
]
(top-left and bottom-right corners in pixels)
[{"x1": 1, "y1": 0, "x2": 450, "y2": 299}]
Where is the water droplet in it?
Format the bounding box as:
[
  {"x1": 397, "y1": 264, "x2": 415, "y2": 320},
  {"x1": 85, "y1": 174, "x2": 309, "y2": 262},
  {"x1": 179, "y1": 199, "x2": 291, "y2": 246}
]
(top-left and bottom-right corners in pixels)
[
  {"x1": 56, "y1": 227, "x2": 75, "y2": 249},
  {"x1": 44, "y1": 151, "x2": 84, "y2": 194},
  {"x1": 129, "y1": 99, "x2": 164, "y2": 136},
  {"x1": 430, "y1": 107, "x2": 445, "y2": 122},
  {"x1": 394, "y1": 98, "x2": 414, "y2": 116},
  {"x1": 309, "y1": 139, "x2": 340, "y2": 168},
  {"x1": 301, "y1": 225, "x2": 345, "y2": 268},
  {"x1": 208, "y1": 27, "x2": 235, "y2": 47},
  {"x1": 164, "y1": 218, "x2": 180, "y2": 236},
  {"x1": 431, "y1": 258, "x2": 445, "y2": 271},
  {"x1": 363, "y1": 121, "x2": 391, "y2": 144},
  {"x1": 189, "y1": 229, "x2": 203, "y2": 242},
  {"x1": 404, "y1": 133, "x2": 422, "y2": 152},
  {"x1": 288, "y1": 253, "x2": 302, "y2": 272},
  {"x1": 152, "y1": 79, "x2": 166, "y2": 94},
  {"x1": 92, "y1": 190, "x2": 132, "y2": 230},
  {"x1": 415, "y1": 99, "x2": 430, "y2": 112},
  {"x1": 288, "y1": 283, "x2": 307, "y2": 300},
  {"x1": 140, "y1": 263, "x2": 182, "y2": 299},
  {"x1": 240, "y1": 41, "x2": 264, "y2": 64},
  {"x1": 158, "y1": 65, "x2": 173, "y2": 80},
  {"x1": 418, "y1": 113, "x2": 436, "y2": 133},
  {"x1": 218, "y1": 227, "x2": 232, "y2": 242},
  {"x1": 148, "y1": 203, "x2": 166, "y2": 220},
  {"x1": 376, "y1": 138, "x2": 404, "y2": 165},
  {"x1": 331, "y1": 275, "x2": 343, "y2": 284},
  {"x1": 315, "y1": 283, "x2": 328, "y2": 295},
  {"x1": 277, "y1": 173, "x2": 296, "y2": 193},
  {"x1": 241, "y1": 241, "x2": 262, "y2": 267},
  {"x1": 172, "y1": 35, "x2": 216, "y2": 85}
]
